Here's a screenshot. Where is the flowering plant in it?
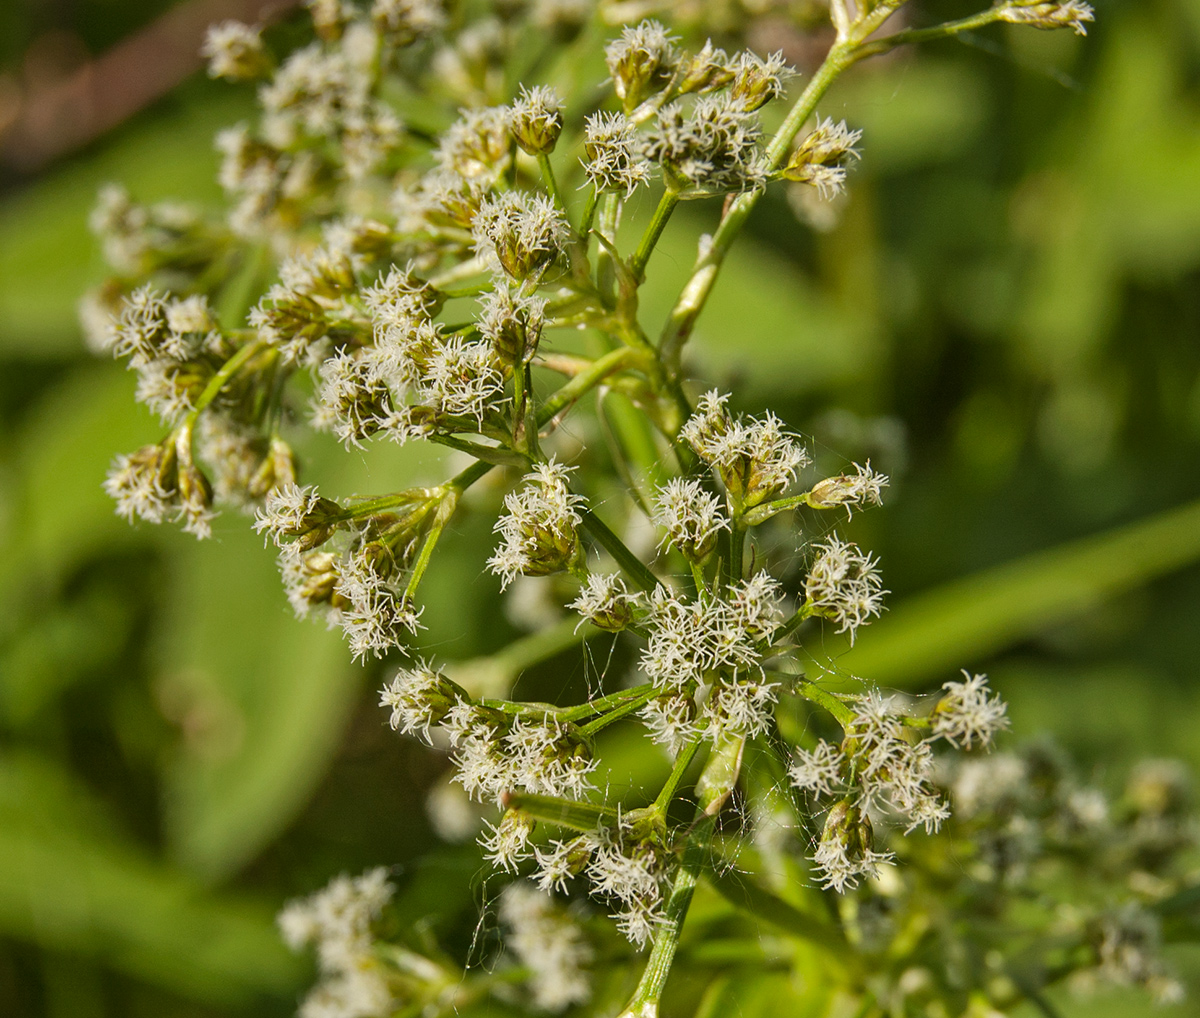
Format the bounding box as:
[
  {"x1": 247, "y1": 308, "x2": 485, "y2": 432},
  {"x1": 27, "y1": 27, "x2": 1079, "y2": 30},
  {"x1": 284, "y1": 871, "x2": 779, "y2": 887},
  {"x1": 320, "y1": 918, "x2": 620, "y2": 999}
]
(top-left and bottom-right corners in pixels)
[{"x1": 88, "y1": 1, "x2": 1197, "y2": 1016}]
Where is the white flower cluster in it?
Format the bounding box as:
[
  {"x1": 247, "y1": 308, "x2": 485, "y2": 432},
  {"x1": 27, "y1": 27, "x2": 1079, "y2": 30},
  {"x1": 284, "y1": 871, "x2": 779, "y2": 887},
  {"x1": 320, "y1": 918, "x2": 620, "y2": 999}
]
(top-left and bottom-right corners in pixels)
[
  {"x1": 650, "y1": 477, "x2": 728, "y2": 562},
  {"x1": 256, "y1": 485, "x2": 432, "y2": 659},
  {"x1": 807, "y1": 460, "x2": 889, "y2": 517},
  {"x1": 804, "y1": 536, "x2": 887, "y2": 644},
  {"x1": 489, "y1": 460, "x2": 584, "y2": 589},
  {"x1": 534, "y1": 820, "x2": 669, "y2": 948},
  {"x1": 640, "y1": 573, "x2": 785, "y2": 741},
  {"x1": 784, "y1": 117, "x2": 863, "y2": 199},
  {"x1": 791, "y1": 678, "x2": 1009, "y2": 890},
  {"x1": 997, "y1": 1, "x2": 1095, "y2": 35},
  {"x1": 498, "y1": 883, "x2": 593, "y2": 1012},
  {"x1": 277, "y1": 868, "x2": 396, "y2": 1018},
  {"x1": 681, "y1": 389, "x2": 811, "y2": 509}
]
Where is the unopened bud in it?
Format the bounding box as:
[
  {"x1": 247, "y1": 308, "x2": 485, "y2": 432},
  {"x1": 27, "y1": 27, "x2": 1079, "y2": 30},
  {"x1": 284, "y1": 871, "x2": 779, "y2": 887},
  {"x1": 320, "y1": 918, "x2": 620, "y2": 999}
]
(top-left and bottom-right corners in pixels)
[
  {"x1": 509, "y1": 85, "x2": 564, "y2": 156},
  {"x1": 605, "y1": 20, "x2": 680, "y2": 113},
  {"x1": 997, "y1": 1, "x2": 1095, "y2": 35}
]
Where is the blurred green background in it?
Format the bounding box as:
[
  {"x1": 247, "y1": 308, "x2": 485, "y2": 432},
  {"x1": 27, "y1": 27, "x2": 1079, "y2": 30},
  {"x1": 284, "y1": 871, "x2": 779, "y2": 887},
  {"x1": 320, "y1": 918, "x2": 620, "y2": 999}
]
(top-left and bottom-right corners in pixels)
[{"x1": 1, "y1": 1, "x2": 1199, "y2": 1015}]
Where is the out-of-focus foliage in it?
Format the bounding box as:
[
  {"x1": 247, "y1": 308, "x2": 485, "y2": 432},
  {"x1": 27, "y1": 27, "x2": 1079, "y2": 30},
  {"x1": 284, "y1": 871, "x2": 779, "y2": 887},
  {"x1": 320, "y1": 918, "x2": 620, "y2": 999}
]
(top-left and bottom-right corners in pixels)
[{"x1": 0, "y1": 1, "x2": 1197, "y2": 1015}]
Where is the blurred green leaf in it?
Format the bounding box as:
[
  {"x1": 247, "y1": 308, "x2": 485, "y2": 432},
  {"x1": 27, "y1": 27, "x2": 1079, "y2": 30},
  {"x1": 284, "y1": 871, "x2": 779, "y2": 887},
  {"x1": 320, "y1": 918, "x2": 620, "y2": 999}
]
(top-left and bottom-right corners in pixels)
[
  {"x1": 834, "y1": 497, "x2": 1200, "y2": 687},
  {"x1": 0, "y1": 751, "x2": 301, "y2": 1004},
  {"x1": 635, "y1": 206, "x2": 880, "y2": 394}
]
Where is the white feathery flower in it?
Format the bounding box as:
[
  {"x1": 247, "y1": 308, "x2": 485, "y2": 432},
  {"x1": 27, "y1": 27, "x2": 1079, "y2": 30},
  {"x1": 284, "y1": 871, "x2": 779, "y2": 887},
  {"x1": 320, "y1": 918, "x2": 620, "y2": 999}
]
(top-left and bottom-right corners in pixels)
[
  {"x1": 334, "y1": 553, "x2": 424, "y2": 660},
  {"x1": 644, "y1": 95, "x2": 766, "y2": 193},
  {"x1": 472, "y1": 190, "x2": 568, "y2": 280},
  {"x1": 726, "y1": 49, "x2": 792, "y2": 113},
  {"x1": 499, "y1": 882, "x2": 593, "y2": 1012},
  {"x1": 165, "y1": 294, "x2": 216, "y2": 337},
  {"x1": 804, "y1": 536, "x2": 887, "y2": 644},
  {"x1": 789, "y1": 741, "x2": 845, "y2": 798},
  {"x1": 253, "y1": 483, "x2": 328, "y2": 545},
  {"x1": 534, "y1": 832, "x2": 600, "y2": 893},
  {"x1": 613, "y1": 900, "x2": 666, "y2": 950},
  {"x1": 569, "y1": 572, "x2": 641, "y2": 632},
  {"x1": 727, "y1": 571, "x2": 785, "y2": 639},
  {"x1": 110, "y1": 285, "x2": 169, "y2": 366},
  {"x1": 435, "y1": 105, "x2": 512, "y2": 185},
  {"x1": 785, "y1": 117, "x2": 862, "y2": 199},
  {"x1": 488, "y1": 459, "x2": 583, "y2": 589},
  {"x1": 651, "y1": 477, "x2": 728, "y2": 561},
  {"x1": 704, "y1": 675, "x2": 778, "y2": 737},
  {"x1": 451, "y1": 730, "x2": 510, "y2": 803},
  {"x1": 508, "y1": 84, "x2": 564, "y2": 155},
  {"x1": 581, "y1": 112, "x2": 652, "y2": 196},
  {"x1": 681, "y1": 390, "x2": 810, "y2": 505},
  {"x1": 378, "y1": 660, "x2": 459, "y2": 742},
  {"x1": 638, "y1": 694, "x2": 701, "y2": 757},
  {"x1": 811, "y1": 836, "x2": 893, "y2": 894},
  {"x1": 202, "y1": 20, "x2": 268, "y2": 81},
  {"x1": 417, "y1": 337, "x2": 505, "y2": 423},
  {"x1": 313, "y1": 352, "x2": 394, "y2": 446},
  {"x1": 639, "y1": 586, "x2": 763, "y2": 692},
  {"x1": 481, "y1": 810, "x2": 535, "y2": 872},
  {"x1": 105, "y1": 446, "x2": 175, "y2": 525},
  {"x1": 604, "y1": 19, "x2": 680, "y2": 110},
  {"x1": 134, "y1": 359, "x2": 200, "y2": 423},
  {"x1": 502, "y1": 716, "x2": 596, "y2": 800},
  {"x1": 933, "y1": 671, "x2": 1009, "y2": 749},
  {"x1": 808, "y1": 461, "x2": 889, "y2": 518}
]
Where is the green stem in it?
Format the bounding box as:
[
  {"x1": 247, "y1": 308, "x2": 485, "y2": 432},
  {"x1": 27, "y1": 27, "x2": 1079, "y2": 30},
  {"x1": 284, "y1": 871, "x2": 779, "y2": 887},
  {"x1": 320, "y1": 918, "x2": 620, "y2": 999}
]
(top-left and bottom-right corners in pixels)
[
  {"x1": 658, "y1": 41, "x2": 855, "y2": 378},
  {"x1": 578, "y1": 186, "x2": 598, "y2": 235},
  {"x1": 189, "y1": 338, "x2": 271, "y2": 421},
  {"x1": 652, "y1": 739, "x2": 703, "y2": 813},
  {"x1": 619, "y1": 815, "x2": 717, "y2": 1018},
  {"x1": 630, "y1": 189, "x2": 680, "y2": 282},
  {"x1": 403, "y1": 490, "x2": 459, "y2": 600},
  {"x1": 771, "y1": 600, "x2": 815, "y2": 645},
  {"x1": 558, "y1": 683, "x2": 657, "y2": 722},
  {"x1": 537, "y1": 152, "x2": 565, "y2": 212},
  {"x1": 854, "y1": 8, "x2": 1006, "y2": 59},
  {"x1": 579, "y1": 506, "x2": 664, "y2": 594},
  {"x1": 796, "y1": 681, "x2": 856, "y2": 727},
  {"x1": 577, "y1": 686, "x2": 657, "y2": 736},
  {"x1": 537, "y1": 346, "x2": 647, "y2": 424}
]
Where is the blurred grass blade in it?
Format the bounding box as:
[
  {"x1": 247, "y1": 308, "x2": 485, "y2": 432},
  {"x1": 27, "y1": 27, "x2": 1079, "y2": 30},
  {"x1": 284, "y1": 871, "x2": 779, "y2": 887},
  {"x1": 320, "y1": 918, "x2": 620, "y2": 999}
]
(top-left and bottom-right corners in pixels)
[
  {"x1": 0, "y1": 752, "x2": 300, "y2": 1004},
  {"x1": 837, "y1": 498, "x2": 1200, "y2": 687}
]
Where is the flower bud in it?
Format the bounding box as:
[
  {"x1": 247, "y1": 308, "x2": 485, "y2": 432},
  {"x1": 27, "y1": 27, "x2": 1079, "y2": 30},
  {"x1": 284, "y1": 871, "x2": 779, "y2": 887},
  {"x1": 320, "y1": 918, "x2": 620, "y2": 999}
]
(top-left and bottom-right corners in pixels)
[
  {"x1": 478, "y1": 289, "x2": 545, "y2": 367},
  {"x1": 473, "y1": 191, "x2": 568, "y2": 281},
  {"x1": 677, "y1": 41, "x2": 734, "y2": 95},
  {"x1": 247, "y1": 437, "x2": 298, "y2": 500},
  {"x1": 605, "y1": 20, "x2": 680, "y2": 113},
  {"x1": 997, "y1": 1, "x2": 1095, "y2": 35},
  {"x1": 202, "y1": 21, "x2": 272, "y2": 81},
  {"x1": 509, "y1": 85, "x2": 564, "y2": 156},
  {"x1": 783, "y1": 117, "x2": 861, "y2": 199},
  {"x1": 727, "y1": 51, "x2": 789, "y2": 113}
]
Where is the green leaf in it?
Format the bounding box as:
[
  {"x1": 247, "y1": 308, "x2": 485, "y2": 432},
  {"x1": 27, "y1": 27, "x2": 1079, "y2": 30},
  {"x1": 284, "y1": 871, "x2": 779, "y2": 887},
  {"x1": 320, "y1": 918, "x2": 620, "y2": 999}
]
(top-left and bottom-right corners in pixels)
[
  {"x1": 0, "y1": 751, "x2": 301, "y2": 1004},
  {"x1": 833, "y1": 497, "x2": 1200, "y2": 688}
]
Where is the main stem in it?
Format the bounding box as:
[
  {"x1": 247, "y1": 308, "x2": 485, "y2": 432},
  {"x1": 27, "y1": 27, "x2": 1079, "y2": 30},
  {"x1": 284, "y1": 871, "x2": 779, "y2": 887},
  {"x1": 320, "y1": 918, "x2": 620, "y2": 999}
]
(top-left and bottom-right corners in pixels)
[
  {"x1": 619, "y1": 814, "x2": 717, "y2": 1018},
  {"x1": 658, "y1": 42, "x2": 856, "y2": 378}
]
